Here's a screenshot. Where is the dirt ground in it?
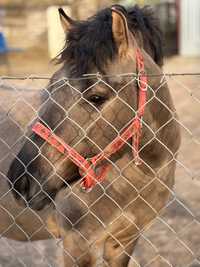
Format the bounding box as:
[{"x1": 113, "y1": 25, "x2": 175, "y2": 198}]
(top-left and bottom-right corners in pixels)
[{"x1": 0, "y1": 52, "x2": 200, "y2": 267}]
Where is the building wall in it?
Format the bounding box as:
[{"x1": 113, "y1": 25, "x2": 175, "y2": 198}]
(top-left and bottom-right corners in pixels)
[
  {"x1": 47, "y1": 6, "x2": 71, "y2": 59},
  {"x1": 3, "y1": 8, "x2": 47, "y2": 51},
  {"x1": 180, "y1": 0, "x2": 200, "y2": 56}
]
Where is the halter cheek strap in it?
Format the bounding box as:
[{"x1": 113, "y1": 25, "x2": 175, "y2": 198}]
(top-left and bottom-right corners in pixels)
[{"x1": 32, "y1": 48, "x2": 148, "y2": 191}]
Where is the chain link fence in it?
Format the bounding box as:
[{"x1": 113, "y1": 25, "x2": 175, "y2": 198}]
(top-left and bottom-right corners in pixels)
[{"x1": 0, "y1": 73, "x2": 199, "y2": 267}]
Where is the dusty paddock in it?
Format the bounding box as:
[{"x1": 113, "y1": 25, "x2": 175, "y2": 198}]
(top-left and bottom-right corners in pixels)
[{"x1": 0, "y1": 54, "x2": 200, "y2": 267}]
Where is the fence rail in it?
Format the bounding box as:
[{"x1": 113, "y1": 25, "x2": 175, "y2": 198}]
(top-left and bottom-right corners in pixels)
[{"x1": 1, "y1": 72, "x2": 200, "y2": 80}]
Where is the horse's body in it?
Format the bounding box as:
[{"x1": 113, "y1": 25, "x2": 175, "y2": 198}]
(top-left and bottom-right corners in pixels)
[{"x1": 7, "y1": 5, "x2": 181, "y2": 266}]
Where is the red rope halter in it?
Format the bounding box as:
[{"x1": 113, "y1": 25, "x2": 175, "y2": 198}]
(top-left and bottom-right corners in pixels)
[{"x1": 32, "y1": 48, "x2": 147, "y2": 191}]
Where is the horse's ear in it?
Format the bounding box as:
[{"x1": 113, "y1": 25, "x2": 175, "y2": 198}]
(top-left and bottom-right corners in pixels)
[
  {"x1": 111, "y1": 8, "x2": 130, "y2": 56},
  {"x1": 58, "y1": 8, "x2": 74, "y2": 32}
]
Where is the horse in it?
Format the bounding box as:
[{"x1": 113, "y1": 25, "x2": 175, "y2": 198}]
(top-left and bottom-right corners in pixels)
[{"x1": 7, "y1": 5, "x2": 181, "y2": 266}]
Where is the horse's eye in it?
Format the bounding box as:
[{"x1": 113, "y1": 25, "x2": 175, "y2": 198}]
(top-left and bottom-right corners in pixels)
[{"x1": 88, "y1": 95, "x2": 106, "y2": 105}]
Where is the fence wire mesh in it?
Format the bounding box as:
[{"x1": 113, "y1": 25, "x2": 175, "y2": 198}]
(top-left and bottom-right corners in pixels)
[{"x1": 0, "y1": 73, "x2": 200, "y2": 267}]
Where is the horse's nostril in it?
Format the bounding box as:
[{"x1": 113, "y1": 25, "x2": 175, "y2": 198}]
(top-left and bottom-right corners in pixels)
[
  {"x1": 28, "y1": 193, "x2": 52, "y2": 211},
  {"x1": 13, "y1": 175, "x2": 30, "y2": 200}
]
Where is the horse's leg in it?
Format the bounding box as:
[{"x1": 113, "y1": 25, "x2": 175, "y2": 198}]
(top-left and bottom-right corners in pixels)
[
  {"x1": 62, "y1": 230, "x2": 94, "y2": 267},
  {"x1": 59, "y1": 209, "x2": 139, "y2": 267},
  {"x1": 61, "y1": 226, "x2": 139, "y2": 267},
  {"x1": 103, "y1": 230, "x2": 139, "y2": 267},
  {"x1": 96, "y1": 211, "x2": 140, "y2": 267}
]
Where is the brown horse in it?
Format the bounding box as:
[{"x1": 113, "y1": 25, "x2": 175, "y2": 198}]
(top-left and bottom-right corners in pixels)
[{"x1": 7, "y1": 5, "x2": 181, "y2": 266}]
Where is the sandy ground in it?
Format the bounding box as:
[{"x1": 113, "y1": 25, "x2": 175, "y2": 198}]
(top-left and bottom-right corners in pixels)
[{"x1": 0, "y1": 52, "x2": 200, "y2": 266}]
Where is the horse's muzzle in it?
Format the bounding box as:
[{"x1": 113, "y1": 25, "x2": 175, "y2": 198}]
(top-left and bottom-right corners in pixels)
[
  {"x1": 8, "y1": 156, "x2": 82, "y2": 210},
  {"x1": 11, "y1": 172, "x2": 52, "y2": 210}
]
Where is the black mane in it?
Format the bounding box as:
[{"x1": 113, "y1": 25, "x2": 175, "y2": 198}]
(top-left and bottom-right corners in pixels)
[{"x1": 58, "y1": 5, "x2": 163, "y2": 77}]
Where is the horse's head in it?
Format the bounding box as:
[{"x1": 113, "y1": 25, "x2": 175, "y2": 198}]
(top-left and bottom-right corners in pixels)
[{"x1": 7, "y1": 5, "x2": 164, "y2": 210}]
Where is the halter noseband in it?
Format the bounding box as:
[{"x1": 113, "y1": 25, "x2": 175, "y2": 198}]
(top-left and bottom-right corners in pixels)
[{"x1": 32, "y1": 48, "x2": 147, "y2": 191}]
